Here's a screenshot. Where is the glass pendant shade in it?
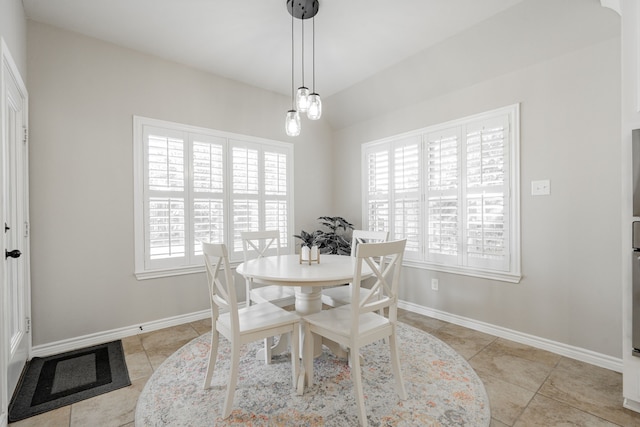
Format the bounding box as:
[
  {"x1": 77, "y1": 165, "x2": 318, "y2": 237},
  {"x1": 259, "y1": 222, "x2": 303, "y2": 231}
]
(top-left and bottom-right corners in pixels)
[
  {"x1": 307, "y1": 93, "x2": 322, "y2": 120},
  {"x1": 296, "y1": 87, "x2": 310, "y2": 112},
  {"x1": 285, "y1": 110, "x2": 301, "y2": 136}
]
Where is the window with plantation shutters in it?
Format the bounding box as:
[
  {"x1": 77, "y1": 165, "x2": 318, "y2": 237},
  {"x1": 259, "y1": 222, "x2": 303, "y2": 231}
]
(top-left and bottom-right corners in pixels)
[
  {"x1": 464, "y1": 116, "x2": 509, "y2": 271},
  {"x1": 192, "y1": 134, "x2": 225, "y2": 257},
  {"x1": 392, "y1": 137, "x2": 421, "y2": 259},
  {"x1": 145, "y1": 127, "x2": 186, "y2": 266},
  {"x1": 366, "y1": 149, "x2": 390, "y2": 233},
  {"x1": 425, "y1": 127, "x2": 460, "y2": 265},
  {"x1": 229, "y1": 142, "x2": 290, "y2": 259},
  {"x1": 362, "y1": 105, "x2": 521, "y2": 283},
  {"x1": 363, "y1": 139, "x2": 421, "y2": 261},
  {"x1": 134, "y1": 117, "x2": 294, "y2": 279}
]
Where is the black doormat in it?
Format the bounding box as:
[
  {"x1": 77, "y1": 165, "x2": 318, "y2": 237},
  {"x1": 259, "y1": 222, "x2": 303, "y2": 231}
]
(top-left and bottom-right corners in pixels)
[{"x1": 8, "y1": 340, "x2": 131, "y2": 422}]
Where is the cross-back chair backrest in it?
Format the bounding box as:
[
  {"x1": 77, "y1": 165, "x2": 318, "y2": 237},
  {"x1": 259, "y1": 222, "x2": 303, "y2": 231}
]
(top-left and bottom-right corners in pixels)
[
  {"x1": 350, "y1": 230, "x2": 390, "y2": 257},
  {"x1": 201, "y1": 242, "x2": 240, "y2": 330},
  {"x1": 241, "y1": 230, "x2": 281, "y2": 262},
  {"x1": 351, "y1": 239, "x2": 407, "y2": 329}
]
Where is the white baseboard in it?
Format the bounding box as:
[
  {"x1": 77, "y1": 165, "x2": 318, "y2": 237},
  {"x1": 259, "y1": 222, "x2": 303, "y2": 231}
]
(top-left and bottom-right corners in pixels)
[
  {"x1": 624, "y1": 397, "x2": 640, "y2": 412},
  {"x1": 30, "y1": 302, "x2": 623, "y2": 374},
  {"x1": 399, "y1": 300, "x2": 624, "y2": 373},
  {"x1": 31, "y1": 310, "x2": 210, "y2": 358}
]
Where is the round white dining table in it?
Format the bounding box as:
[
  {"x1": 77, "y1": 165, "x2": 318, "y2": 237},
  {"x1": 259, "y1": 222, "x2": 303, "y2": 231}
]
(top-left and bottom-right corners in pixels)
[
  {"x1": 236, "y1": 254, "x2": 364, "y2": 315},
  {"x1": 236, "y1": 254, "x2": 371, "y2": 365}
]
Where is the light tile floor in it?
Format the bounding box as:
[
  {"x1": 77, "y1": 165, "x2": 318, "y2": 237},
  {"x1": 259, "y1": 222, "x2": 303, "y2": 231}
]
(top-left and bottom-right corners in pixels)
[{"x1": 9, "y1": 309, "x2": 640, "y2": 426}]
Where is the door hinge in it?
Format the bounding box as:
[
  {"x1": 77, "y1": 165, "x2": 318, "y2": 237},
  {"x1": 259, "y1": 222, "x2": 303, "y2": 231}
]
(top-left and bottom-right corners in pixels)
[
  {"x1": 25, "y1": 317, "x2": 31, "y2": 333},
  {"x1": 23, "y1": 126, "x2": 28, "y2": 144},
  {"x1": 24, "y1": 221, "x2": 29, "y2": 237}
]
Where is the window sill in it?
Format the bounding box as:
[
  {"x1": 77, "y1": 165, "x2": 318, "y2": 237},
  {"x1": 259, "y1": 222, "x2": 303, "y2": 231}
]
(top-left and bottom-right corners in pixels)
[
  {"x1": 403, "y1": 260, "x2": 521, "y2": 283},
  {"x1": 135, "y1": 265, "x2": 205, "y2": 280},
  {"x1": 135, "y1": 262, "x2": 240, "y2": 280}
]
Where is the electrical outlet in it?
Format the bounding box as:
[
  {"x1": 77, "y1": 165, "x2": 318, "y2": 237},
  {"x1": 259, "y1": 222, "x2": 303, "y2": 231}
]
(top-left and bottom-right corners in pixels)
[
  {"x1": 431, "y1": 278, "x2": 439, "y2": 291},
  {"x1": 531, "y1": 179, "x2": 551, "y2": 196}
]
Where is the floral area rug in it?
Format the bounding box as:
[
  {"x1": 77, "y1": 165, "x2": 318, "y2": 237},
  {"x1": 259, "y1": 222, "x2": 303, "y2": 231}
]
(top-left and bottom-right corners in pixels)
[{"x1": 135, "y1": 322, "x2": 490, "y2": 426}]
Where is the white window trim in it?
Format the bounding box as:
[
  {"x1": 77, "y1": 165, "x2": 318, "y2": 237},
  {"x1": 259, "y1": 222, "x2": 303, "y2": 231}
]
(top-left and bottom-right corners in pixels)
[
  {"x1": 133, "y1": 116, "x2": 294, "y2": 279},
  {"x1": 362, "y1": 104, "x2": 521, "y2": 283}
]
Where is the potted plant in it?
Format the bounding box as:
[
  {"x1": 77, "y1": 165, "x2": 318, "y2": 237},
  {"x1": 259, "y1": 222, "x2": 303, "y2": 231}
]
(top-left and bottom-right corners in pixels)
[
  {"x1": 315, "y1": 216, "x2": 354, "y2": 255},
  {"x1": 294, "y1": 216, "x2": 355, "y2": 257},
  {"x1": 293, "y1": 229, "x2": 322, "y2": 262}
]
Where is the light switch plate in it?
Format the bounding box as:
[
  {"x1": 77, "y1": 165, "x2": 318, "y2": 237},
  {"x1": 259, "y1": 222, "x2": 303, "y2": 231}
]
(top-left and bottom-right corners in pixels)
[{"x1": 531, "y1": 180, "x2": 550, "y2": 196}]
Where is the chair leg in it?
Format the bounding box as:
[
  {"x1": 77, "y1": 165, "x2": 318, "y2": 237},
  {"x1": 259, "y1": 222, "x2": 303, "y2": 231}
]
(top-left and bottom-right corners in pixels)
[
  {"x1": 389, "y1": 330, "x2": 407, "y2": 399},
  {"x1": 379, "y1": 308, "x2": 388, "y2": 345},
  {"x1": 203, "y1": 328, "x2": 219, "y2": 389},
  {"x1": 303, "y1": 321, "x2": 314, "y2": 387},
  {"x1": 350, "y1": 345, "x2": 368, "y2": 427},
  {"x1": 290, "y1": 325, "x2": 301, "y2": 391},
  {"x1": 222, "y1": 340, "x2": 241, "y2": 419}
]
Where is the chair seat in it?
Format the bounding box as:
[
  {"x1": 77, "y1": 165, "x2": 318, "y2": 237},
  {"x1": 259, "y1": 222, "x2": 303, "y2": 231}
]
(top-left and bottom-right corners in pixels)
[
  {"x1": 250, "y1": 285, "x2": 296, "y2": 306},
  {"x1": 219, "y1": 302, "x2": 300, "y2": 334},
  {"x1": 321, "y1": 285, "x2": 374, "y2": 307},
  {"x1": 304, "y1": 305, "x2": 390, "y2": 339}
]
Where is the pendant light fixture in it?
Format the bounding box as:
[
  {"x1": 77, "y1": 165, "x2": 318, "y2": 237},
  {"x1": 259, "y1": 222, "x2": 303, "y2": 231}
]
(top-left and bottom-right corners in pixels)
[
  {"x1": 295, "y1": 16, "x2": 310, "y2": 113},
  {"x1": 307, "y1": 14, "x2": 322, "y2": 120},
  {"x1": 285, "y1": 4, "x2": 300, "y2": 136},
  {"x1": 285, "y1": 0, "x2": 321, "y2": 136}
]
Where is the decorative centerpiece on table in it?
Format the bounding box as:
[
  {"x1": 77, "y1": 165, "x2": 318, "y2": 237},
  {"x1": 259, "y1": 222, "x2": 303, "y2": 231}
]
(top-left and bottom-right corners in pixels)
[
  {"x1": 293, "y1": 229, "x2": 321, "y2": 264},
  {"x1": 294, "y1": 216, "x2": 355, "y2": 264}
]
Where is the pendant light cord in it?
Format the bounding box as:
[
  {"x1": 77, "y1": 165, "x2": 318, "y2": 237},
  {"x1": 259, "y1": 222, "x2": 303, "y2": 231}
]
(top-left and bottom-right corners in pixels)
[
  {"x1": 291, "y1": 6, "x2": 295, "y2": 109},
  {"x1": 301, "y1": 15, "x2": 305, "y2": 88},
  {"x1": 312, "y1": 15, "x2": 315, "y2": 92}
]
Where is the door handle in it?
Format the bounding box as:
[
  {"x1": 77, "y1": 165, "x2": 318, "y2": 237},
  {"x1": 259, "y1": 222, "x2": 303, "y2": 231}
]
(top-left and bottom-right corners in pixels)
[{"x1": 6, "y1": 249, "x2": 21, "y2": 259}]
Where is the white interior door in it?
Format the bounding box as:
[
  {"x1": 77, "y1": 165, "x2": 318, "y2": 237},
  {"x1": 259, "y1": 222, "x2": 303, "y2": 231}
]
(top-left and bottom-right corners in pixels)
[{"x1": 1, "y1": 38, "x2": 30, "y2": 420}]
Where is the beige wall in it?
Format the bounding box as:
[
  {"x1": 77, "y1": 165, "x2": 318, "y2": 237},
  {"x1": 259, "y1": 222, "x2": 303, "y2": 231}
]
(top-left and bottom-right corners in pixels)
[
  {"x1": 333, "y1": 37, "x2": 622, "y2": 358},
  {"x1": 26, "y1": 21, "x2": 334, "y2": 346},
  {"x1": 25, "y1": 4, "x2": 623, "y2": 362},
  {"x1": 621, "y1": 0, "x2": 640, "y2": 405},
  {"x1": 0, "y1": 0, "x2": 26, "y2": 76}
]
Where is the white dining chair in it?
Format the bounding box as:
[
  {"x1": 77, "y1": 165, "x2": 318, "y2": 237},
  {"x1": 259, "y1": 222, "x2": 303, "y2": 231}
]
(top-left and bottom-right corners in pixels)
[
  {"x1": 303, "y1": 239, "x2": 407, "y2": 427},
  {"x1": 242, "y1": 230, "x2": 296, "y2": 363},
  {"x1": 201, "y1": 242, "x2": 300, "y2": 419},
  {"x1": 321, "y1": 230, "x2": 389, "y2": 308},
  {"x1": 242, "y1": 230, "x2": 296, "y2": 307}
]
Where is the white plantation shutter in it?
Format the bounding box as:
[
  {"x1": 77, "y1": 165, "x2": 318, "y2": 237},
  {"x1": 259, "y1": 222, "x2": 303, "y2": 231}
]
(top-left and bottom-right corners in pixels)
[
  {"x1": 362, "y1": 105, "x2": 520, "y2": 282},
  {"x1": 366, "y1": 149, "x2": 390, "y2": 233},
  {"x1": 229, "y1": 141, "x2": 292, "y2": 259},
  {"x1": 191, "y1": 135, "x2": 225, "y2": 256},
  {"x1": 264, "y1": 150, "x2": 289, "y2": 247},
  {"x1": 425, "y1": 128, "x2": 460, "y2": 265},
  {"x1": 134, "y1": 117, "x2": 293, "y2": 278},
  {"x1": 363, "y1": 137, "x2": 421, "y2": 261},
  {"x1": 231, "y1": 144, "x2": 260, "y2": 253},
  {"x1": 144, "y1": 127, "x2": 187, "y2": 269},
  {"x1": 464, "y1": 116, "x2": 509, "y2": 271},
  {"x1": 393, "y1": 138, "x2": 421, "y2": 259}
]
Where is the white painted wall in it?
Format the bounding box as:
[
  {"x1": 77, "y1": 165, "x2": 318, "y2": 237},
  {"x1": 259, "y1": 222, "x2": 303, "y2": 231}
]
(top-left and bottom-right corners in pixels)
[
  {"x1": 26, "y1": 21, "x2": 334, "y2": 346},
  {"x1": 324, "y1": 0, "x2": 620, "y2": 131},
  {"x1": 620, "y1": 0, "x2": 640, "y2": 409},
  {"x1": 0, "y1": 0, "x2": 26, "y2": 77},
  {"x1": 23, "y1": 1, "x2": 624, "y2": 366},
  {"x1": 332, "y1": 37, "x2": 622, "y2": 358}
]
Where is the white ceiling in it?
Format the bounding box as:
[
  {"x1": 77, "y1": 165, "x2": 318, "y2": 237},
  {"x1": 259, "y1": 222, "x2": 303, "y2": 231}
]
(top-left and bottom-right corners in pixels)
[{"x1": 22, "y1": 0, "x2": 527, "y2": 98}]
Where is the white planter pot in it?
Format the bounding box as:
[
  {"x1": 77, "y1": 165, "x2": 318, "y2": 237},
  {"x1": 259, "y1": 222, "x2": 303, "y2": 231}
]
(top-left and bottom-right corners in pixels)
[{"x1": 300, "y1": 245, "x2": 320, "y2": 264}]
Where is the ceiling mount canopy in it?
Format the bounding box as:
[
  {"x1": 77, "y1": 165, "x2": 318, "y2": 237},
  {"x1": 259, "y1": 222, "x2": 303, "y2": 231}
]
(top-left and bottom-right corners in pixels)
[{"x1": 287, "y1": 0, "x2": 319, "y2": 20}]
